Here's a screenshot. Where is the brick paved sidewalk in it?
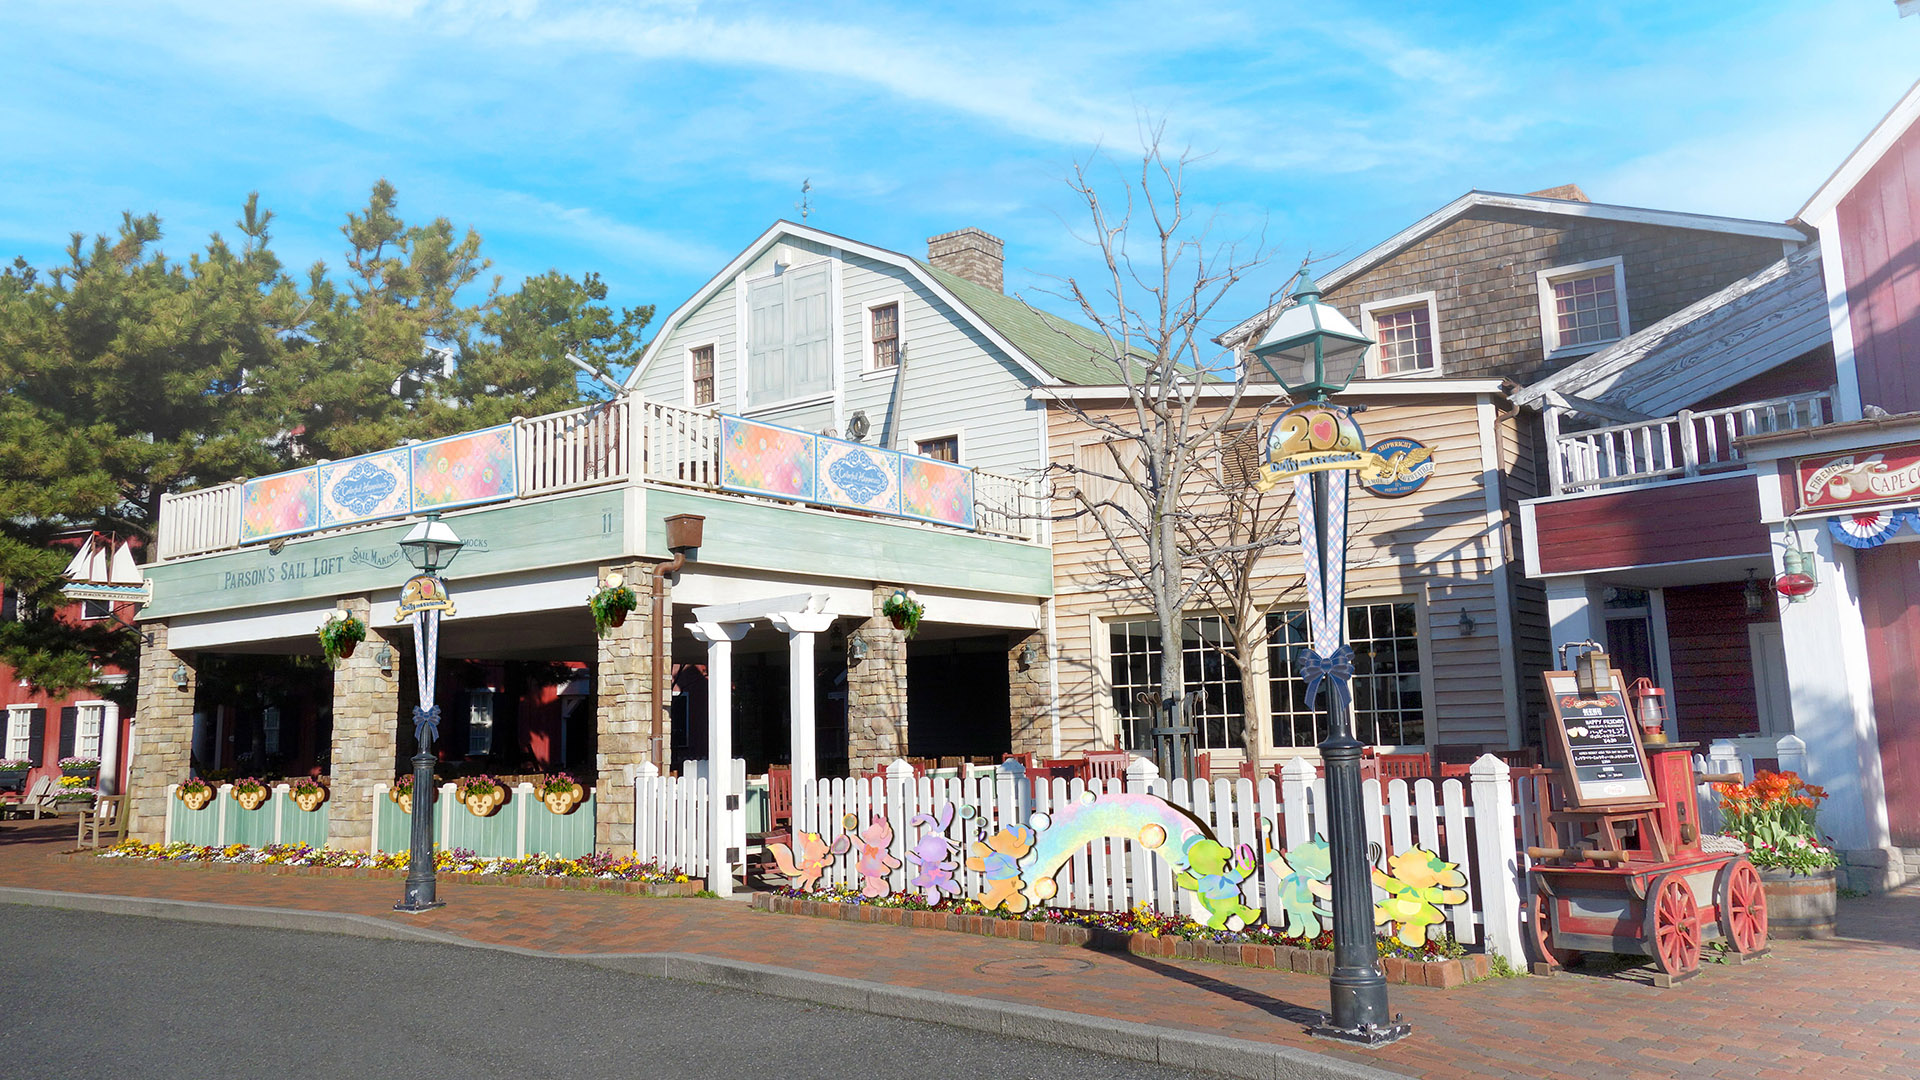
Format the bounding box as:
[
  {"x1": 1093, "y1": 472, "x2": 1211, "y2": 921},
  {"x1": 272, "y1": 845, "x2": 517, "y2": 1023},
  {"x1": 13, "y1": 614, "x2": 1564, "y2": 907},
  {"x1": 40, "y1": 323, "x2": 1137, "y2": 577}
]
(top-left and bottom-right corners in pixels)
[{"x1": 2, "y1": 822, "x2": 1915, "y2": 1079}]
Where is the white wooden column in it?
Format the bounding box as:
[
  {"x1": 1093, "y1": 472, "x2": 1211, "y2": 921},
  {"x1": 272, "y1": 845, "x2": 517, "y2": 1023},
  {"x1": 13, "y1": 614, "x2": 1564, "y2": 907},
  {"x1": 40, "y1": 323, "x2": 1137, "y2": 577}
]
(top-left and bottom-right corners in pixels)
[
  {"x1": 768, "y1": 611, "x2": 835, "y2": 793},
  {"x1": 688, "y1": 620, "x2": 751, "y2": 892},
  {"x1": 98, "y1": 702, "x2": 123, "y2": 796}
]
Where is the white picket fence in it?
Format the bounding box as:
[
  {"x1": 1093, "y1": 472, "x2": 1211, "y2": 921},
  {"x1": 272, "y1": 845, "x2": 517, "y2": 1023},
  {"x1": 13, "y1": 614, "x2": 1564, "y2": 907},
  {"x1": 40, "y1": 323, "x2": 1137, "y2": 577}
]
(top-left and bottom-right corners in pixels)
[{"x1": 635, "y1": 754, "x2": 1527, "y2": 959}]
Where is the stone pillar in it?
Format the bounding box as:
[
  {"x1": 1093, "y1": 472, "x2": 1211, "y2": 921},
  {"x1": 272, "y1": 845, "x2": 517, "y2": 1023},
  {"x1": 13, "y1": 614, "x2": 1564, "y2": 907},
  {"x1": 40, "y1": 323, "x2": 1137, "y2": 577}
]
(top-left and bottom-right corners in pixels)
[
  {"x1": 126, "y1": 623, "x2": 195, "y2": 842},
  {"x1": 593, "y1": 563, "x2": 656, "y2": 852},
  {"x1": 1008, "y1": 629, "x2": 1051, "y2": 758},
  {"x1": 328, "y1": 597, "x2": 401, "y2": 849},
  {"x1": 847, "y1": 585, "x2": 909, "y2": 773}
]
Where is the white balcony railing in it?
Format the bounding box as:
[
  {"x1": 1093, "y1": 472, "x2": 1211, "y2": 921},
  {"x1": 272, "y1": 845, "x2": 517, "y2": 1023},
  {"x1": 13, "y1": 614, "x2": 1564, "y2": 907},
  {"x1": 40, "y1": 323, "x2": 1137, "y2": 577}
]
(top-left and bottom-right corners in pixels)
[
  {"x1": 154, "y1": 396, "x2": 1043, "y2": 559},
  {"x1": 1545, "y1": 391, "x2": 1833, "y2": 494}
]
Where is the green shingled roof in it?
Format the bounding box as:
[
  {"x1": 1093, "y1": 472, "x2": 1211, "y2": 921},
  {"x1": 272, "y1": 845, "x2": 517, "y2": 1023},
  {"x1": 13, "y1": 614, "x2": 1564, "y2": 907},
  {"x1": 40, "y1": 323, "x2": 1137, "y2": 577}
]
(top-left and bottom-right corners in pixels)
[{"x1": 919, "y1": 262, "x2": 1151, "y2": 385}]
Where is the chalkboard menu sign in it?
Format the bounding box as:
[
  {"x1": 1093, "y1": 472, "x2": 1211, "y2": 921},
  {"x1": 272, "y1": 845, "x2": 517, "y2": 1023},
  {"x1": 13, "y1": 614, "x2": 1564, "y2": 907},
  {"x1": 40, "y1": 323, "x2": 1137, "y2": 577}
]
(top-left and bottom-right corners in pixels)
[{"x1": 1542, "y1": 670, "x2": 1654, "y2": 807}]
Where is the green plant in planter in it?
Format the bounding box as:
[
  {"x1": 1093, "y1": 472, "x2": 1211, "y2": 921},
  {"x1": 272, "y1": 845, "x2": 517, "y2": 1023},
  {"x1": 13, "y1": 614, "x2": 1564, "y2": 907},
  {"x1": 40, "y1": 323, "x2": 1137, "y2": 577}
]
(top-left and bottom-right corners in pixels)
[
  {"x1": 1714, "y1": 770, "x2": 1841, "y2": 874},
  {"x1": 59, "y1": 756, "x2": 101, "y2": 775},
  {"x1": 590, "y1": 573, "x2": 639, "y2": 637},
  {"x1": 317, "y1": 610, "x2": 368, "y2": 668},
  {"x1": 881, "y1": 589, "x2": 925, "y2": 638},
  {"x1": 0, "y1": 758, "x2": 33, "y2": 773}
]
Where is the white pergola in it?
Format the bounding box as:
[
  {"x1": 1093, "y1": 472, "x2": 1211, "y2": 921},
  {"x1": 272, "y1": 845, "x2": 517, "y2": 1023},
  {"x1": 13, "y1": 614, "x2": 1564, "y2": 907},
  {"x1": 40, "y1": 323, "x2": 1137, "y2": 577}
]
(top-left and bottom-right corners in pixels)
[{"x1": 686, "y1": 592, "x2": 836, "y2": 891}]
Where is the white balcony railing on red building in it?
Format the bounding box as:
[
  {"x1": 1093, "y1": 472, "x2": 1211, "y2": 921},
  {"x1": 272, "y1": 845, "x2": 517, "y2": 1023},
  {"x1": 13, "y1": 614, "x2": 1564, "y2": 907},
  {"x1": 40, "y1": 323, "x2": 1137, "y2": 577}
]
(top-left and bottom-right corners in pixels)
[
  {"x1": 1545, "y1": 391, "x2": 1833, "y2": 494},
  {"x1": 153, "y1": 397, "x2": 1042, "y2": 559}
]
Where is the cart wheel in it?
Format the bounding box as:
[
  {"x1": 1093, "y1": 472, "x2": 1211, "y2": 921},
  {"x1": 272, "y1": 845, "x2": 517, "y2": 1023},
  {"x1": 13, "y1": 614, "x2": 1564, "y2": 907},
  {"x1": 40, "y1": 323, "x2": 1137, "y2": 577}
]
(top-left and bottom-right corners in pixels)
[
  {"x1": 1646, "y1": 872, "x2": 1702, "y2": 977},
  {"x1": 1524, "y1": 891, "x2": 1578, "y2": 970},
  {"x1": 1716, "y1": 857, "x2": 1768, "y2": 953}
]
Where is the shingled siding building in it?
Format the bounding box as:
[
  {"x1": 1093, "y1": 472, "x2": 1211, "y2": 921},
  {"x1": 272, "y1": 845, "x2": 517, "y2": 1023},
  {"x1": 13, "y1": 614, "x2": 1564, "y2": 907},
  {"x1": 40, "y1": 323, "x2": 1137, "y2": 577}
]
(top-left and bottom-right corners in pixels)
[{"x1": 1205, "y1": 188, "x2": 1808, "y2": 758}]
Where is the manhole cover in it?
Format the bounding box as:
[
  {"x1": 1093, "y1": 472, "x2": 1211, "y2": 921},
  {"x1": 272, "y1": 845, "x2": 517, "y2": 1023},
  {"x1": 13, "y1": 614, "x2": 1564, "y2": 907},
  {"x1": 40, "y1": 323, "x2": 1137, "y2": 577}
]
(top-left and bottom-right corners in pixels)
[{"x1": 973, "y1": 957, "x2": 1094, "y2": 978}]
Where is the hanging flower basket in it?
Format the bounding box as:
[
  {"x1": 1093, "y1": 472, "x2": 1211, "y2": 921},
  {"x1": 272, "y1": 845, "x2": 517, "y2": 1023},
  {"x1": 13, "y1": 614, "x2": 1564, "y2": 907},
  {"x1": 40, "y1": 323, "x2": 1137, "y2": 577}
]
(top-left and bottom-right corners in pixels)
[
  {"x1": 177, "y1": 778, "x2": 215, "y2": 811},
  {"x1": 318, "y1": 610, "x2": 368, "y2": 669},
  {"x1": 457, "y1": 775, "x2": 506, "y2": 817},
  {"x1": 290, "y1": 777, "x2": 329, "y2": 812},
  {"x1": 536, "y1": 773, "x2": 586, "y2": 815},
  {"x1": 390, "y1": 774, "x2": 428, "y2": 814},
  {"x1": 881, "y1": 589, "x2": 924, "y2": 638},
  {"x1": 230, "y1": 777, "x2": 271, "y2": 811},
  {"x1": 589, "y1": 574, "x2": 639, "y2": 637}
]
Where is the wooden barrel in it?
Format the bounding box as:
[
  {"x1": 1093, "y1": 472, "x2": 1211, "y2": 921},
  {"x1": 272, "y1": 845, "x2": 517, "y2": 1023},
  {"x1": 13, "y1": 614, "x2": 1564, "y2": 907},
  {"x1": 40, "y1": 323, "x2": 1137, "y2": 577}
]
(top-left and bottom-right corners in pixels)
[{"x1": 1761, "y1": 867, "x2": 1837, "y2": 939}]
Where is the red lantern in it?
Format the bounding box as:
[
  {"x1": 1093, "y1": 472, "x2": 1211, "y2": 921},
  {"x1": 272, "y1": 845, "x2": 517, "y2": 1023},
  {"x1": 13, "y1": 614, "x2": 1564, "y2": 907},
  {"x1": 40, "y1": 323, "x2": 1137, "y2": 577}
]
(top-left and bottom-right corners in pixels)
[
  {"x1": 1630, "y1": 677, "x2": 1671, "y2": 745},
  {"x1": 1774, "y1": 573, "x2": 1817, "y2": 599}
]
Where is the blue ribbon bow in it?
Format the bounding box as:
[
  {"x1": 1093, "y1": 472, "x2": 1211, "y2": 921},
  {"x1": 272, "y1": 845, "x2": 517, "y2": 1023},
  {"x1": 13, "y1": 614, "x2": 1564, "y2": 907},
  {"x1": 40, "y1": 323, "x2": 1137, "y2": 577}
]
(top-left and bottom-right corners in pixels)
[
  {"x1": 1298, "y1": 646, "x2": 1355, "y2": 714},
  {"x1": 412, "y1": 705, "x2": 441, "y2": 748}
]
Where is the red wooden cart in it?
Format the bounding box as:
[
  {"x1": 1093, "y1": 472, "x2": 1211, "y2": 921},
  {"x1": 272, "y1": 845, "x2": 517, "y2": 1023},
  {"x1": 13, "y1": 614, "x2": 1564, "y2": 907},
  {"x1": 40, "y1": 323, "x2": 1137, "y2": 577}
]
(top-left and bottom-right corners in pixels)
[{"x1": 1524, "y1": 740, "x2": 1770, "y2": 985}]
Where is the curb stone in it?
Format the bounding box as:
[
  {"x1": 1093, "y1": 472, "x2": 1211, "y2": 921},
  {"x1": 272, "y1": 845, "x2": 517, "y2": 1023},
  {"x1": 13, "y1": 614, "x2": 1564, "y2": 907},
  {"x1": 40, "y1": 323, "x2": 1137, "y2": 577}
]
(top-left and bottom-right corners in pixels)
[{"x1": 0, "y1": 885, "x2": 1409, "y2": 1080}]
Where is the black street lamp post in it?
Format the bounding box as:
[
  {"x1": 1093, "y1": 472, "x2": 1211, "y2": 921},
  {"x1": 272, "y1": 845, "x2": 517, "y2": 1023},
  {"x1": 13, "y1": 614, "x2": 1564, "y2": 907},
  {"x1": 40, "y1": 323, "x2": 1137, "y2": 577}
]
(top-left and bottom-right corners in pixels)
[
  {"x1": 393, "y1": 512, "x2": 465, "y2": 914},
  {"x1": 1251, "y1": 268, "x2": 1410, "y2": 1046}
]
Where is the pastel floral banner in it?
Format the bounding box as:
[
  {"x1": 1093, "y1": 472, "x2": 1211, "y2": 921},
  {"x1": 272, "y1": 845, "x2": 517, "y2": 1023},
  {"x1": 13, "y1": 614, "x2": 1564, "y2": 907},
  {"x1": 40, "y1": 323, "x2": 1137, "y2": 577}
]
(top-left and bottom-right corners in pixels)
[
  {"x1": 412, "y1": 426, "x2": 517, "y2": 511},
  {"x1": 720, "y1": 416, "x2": 817, "y2": 500},
  {"x1": 901, "y1": 457, "x2": 975, "y2": 529},
  {"x1": 318, "y1": 448, "x2": 411, "y2": 528},
  {"x1": 239, "y1": 469, "x2": 319, "y2": 542},
  {"x1": 816, "y1": 437, "x2": 901, "y2": 514}
]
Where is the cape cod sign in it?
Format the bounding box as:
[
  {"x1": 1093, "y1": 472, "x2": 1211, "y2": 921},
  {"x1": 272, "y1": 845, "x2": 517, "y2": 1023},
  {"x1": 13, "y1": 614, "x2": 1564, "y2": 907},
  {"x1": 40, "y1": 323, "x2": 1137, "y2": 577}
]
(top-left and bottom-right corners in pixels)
[{"x1": 1796, "y1": 440, "x2": 1920, "y2": 513}]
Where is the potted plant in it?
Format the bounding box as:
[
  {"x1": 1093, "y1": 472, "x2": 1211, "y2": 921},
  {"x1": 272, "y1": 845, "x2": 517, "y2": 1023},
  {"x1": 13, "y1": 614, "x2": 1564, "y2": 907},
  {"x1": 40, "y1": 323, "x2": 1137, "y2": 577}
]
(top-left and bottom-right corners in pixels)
[
  {"x1": 457, "y1": 774, "x2": 506, "y2": 817},
  {"x1": 177, "y1": 776, "x2": 215, "y2": 811},
  {"x1": 231, "y1": 776, "x2": 271, "y2": 812},
  {"x1": 0, "y1": 758, "x2": 32, "y2": 787},
  {"x1": 318, "y1": 609, "x2": 368, "y2": 668},
  {"x1": 589, "y1": 573, "x2": 638, "y2": 637},
  {"x1": 536, "y1": 773, "x2": 586, "y2": 815},
  {"x1": 59, "y1": 756, "x2": 101, "y2": 781},
  {"x1": 1714, "y1": 770, "x2": 1841, "y2": 938},
  {"x1": 390, "y1": 773, "x2": 421, "y2": 814},
  {"x1": 882, "y1": 589, "x2": 924, "y2": 638},
  {"x1": 290, "y1": 776, "x2": 329, "y2": 812},
  {"x1": 53, "y1": 775, "x2": 96, "y2": 805}
]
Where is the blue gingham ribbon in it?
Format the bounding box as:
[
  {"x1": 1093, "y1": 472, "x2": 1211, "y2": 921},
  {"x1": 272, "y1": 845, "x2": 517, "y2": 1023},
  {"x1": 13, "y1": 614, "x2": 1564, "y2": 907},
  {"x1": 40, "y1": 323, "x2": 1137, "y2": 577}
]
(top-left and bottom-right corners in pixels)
[
  {"x1": 1294, "y1": 438, "x2": 1354, "y2": 713},
  {"x1": 410, "y1": 606, "x2": 441, "y2": 747}
]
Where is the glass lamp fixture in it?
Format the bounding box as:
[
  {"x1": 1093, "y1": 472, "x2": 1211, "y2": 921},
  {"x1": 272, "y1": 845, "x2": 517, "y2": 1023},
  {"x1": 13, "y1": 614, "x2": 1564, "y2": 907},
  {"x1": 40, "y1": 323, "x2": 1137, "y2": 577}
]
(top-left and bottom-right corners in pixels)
[
  {"x1": 1248, "y1": 268, "x2": 1374, "y2": 400},
  {"x1": 398, "y1": 513, "x2": 465, "y2": 575}
]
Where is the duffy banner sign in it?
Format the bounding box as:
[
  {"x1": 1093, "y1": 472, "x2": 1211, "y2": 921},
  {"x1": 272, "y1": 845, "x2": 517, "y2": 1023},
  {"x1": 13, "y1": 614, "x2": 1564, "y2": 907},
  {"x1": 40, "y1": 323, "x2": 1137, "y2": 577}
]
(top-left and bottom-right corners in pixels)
[{"x1": 1796, "y1": 441, "x2": 1920, "y2": 512}]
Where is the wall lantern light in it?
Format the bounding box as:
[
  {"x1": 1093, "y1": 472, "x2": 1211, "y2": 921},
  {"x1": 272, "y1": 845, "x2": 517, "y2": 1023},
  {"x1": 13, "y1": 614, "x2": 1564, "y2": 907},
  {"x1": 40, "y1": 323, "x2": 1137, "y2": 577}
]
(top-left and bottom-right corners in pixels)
[
  {"x1": 1775, "y1": 548, "x2": 1818, "y2": 603},
  {"x1": 375, "y1": 644, "x2": 395, "y2": 676},
  {"x1": 171, "y1": 662, "x2": 189, "y2": 687},
  {"x1": 1743, "y1": 570, "x2": 1767, "y2": 616},
  {"x1": 849, "y1": 637, "x2": 869, "y2": 664},
  {"x1": 1457, "y1": 608, "x2": 1476, "y2": 637}
]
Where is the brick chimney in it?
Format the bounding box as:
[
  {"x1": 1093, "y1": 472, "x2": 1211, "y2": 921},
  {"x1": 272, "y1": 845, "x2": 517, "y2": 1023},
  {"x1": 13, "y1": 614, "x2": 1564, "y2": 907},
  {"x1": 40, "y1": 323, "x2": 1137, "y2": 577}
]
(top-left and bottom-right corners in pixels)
[
  {"x1": 1528, "y1": 184, "x2": 1590, "y2": 202},
  {"x1": 927, "y1": 228, "x2": 1004, "y2": 293}
]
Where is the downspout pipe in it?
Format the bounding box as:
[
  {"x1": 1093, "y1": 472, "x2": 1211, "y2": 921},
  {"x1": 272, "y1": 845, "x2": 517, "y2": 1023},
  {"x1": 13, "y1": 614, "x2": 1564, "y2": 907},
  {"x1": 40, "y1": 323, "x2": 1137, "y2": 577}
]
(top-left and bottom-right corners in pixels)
[{"x1": 651, "y1": 514, "x2": 706, "y2": 771}]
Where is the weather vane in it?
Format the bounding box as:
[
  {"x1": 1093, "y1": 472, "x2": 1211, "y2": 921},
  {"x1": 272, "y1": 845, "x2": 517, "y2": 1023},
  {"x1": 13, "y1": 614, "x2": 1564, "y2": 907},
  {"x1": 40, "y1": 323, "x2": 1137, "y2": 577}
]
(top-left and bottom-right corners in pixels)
[{"x1": 797, "y1": 178, "x2": 812, "y2": 220}]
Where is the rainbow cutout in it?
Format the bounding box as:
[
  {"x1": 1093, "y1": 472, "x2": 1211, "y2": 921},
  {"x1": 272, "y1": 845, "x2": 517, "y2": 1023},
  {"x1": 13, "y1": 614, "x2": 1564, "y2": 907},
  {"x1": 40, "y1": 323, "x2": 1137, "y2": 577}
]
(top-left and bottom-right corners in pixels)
[{"x1": 1017, "y1": 791, "x2": 1211, "y2": 907}]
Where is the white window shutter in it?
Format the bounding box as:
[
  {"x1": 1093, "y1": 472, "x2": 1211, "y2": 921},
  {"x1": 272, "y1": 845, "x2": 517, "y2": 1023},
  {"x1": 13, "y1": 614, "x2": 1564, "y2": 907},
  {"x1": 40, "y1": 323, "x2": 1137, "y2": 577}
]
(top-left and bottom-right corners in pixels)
[
  {"x1": 747, "y1": 278, "x2": 787, "y2": 404},
  {"x1": 785, "y1": 264, "x2": 832, "y2": 397}
]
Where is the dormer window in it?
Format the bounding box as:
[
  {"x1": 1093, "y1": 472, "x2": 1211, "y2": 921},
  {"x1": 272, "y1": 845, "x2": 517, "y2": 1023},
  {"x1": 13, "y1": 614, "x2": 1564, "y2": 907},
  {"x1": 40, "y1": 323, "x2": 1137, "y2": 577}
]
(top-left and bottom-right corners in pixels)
[
  {"x1": 1537, "y1": 257, "x2": 1629, "y2": 358},
  {"x1": 1360, "y1": 293, "x2": 1441, "y2": 378}
]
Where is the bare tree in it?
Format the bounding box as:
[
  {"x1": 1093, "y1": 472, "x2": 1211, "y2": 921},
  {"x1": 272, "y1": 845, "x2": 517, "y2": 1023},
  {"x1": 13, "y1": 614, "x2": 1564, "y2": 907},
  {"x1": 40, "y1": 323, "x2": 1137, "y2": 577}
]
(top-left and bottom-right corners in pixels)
[{"x1": 1033, "y1": 134, "x2": 1284, "y2": 778}]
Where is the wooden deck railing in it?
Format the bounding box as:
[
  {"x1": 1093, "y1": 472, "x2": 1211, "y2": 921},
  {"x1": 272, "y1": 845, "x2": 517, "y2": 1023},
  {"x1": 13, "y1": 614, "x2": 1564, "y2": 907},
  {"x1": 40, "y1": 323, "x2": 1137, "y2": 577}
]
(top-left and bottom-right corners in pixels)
[{"x1": 1545, "y1": 391, "x2": 1832, "y2": 494}]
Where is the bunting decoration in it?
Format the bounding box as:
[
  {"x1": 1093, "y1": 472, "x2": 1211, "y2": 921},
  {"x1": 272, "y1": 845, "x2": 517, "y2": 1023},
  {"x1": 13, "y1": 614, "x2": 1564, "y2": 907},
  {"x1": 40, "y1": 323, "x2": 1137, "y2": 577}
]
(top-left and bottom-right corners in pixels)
[{"x1": 1829, "y1": 508, "x2": 1915, "y2": 549}]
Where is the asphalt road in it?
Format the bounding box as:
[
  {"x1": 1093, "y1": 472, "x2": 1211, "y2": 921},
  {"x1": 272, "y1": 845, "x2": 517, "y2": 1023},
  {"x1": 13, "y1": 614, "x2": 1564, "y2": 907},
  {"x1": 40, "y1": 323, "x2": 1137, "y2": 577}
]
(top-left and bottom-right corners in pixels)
[{"x1": 0, "y1": 904, "x2": 1215, "y2": 1079}]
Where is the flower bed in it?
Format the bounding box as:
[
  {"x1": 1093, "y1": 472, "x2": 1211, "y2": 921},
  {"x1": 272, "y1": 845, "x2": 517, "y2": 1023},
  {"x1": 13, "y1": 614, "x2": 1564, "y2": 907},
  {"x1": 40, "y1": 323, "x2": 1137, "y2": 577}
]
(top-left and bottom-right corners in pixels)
[
  {"x1": 92, "y1": 841, "x2": 705, "y2": 896},
  {"x1": 752, "y1": 889, "x2": 1495, "y2": 988}
]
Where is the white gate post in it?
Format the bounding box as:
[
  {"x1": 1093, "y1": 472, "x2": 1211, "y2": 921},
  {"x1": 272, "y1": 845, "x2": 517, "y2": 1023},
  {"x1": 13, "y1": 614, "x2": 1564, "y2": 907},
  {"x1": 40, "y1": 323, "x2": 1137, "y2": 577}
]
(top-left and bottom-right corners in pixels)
[
  {"x1": 1468, "y1": 754, "x2": 1526, "y2": 964},
  {"x1": 689, "y1": 620, "x2": 751, "y2": 893},
  {"x1": 633, "y1": 760, "x2": 659, "y2": 863},
  {"x1": 1279, "y1": 756, "x2": 1314, "y2": 850},
  {"x1": 769, "y1": 610, "x2": 835, "y2": 795},
  {"x1": 1774, "y1": 733, "x2": 1809, "y2": 777}
]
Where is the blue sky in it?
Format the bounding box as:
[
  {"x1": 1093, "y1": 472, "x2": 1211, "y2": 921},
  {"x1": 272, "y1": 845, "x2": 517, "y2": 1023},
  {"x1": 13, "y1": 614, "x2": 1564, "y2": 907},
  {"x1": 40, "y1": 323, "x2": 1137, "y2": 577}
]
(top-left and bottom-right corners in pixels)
[{"x1": 3, "y1": 1, "x2": 1915, "y2": 355}]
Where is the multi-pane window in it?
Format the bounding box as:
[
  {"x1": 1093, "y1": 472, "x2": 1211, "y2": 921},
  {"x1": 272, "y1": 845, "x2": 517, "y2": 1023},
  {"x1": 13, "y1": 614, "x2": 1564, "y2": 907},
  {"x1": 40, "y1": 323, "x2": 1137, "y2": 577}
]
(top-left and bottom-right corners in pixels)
[
  {"x1": 261, "y1": 706, "x2": 282, "y2": 757},
  {"x1": 871, "y1": 303, "x2": 900, "y2": 369},
  {"x1": 916, "y1": 436, "x2": 959, "y2": 463},
  {"x1": 690, "y1": 345, "x2": 715, "y2": 406},
  {"x1": 1373, "y1": 305, "x2": 1435, "y2": 375},
  {"x1": 468, "y1": 690, "x2": 495, "y2": 756},
  {"x1": 1549, "y1": 269, "x2": 1622, "y2": 348},
  {"x1": 5, "y1": 707, "x2": 32, "y2": 760},
  {"x1": 75, "y1": 704, "x2": 105, "y2": 759},
  {"x1": 1109, "y1": 618, "x2": 1245, "y2": 754},
  {"x1": 1266, "y1": 601, "x2": 1424, "y2": 748}
]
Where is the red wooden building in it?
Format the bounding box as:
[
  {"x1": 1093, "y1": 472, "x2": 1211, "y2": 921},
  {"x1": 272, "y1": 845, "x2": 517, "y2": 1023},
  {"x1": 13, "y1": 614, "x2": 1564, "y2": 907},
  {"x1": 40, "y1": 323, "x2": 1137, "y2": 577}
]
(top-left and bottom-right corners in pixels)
[{"x1": 1516, "y1": 79, "x2": 1920, "y2": 891}]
